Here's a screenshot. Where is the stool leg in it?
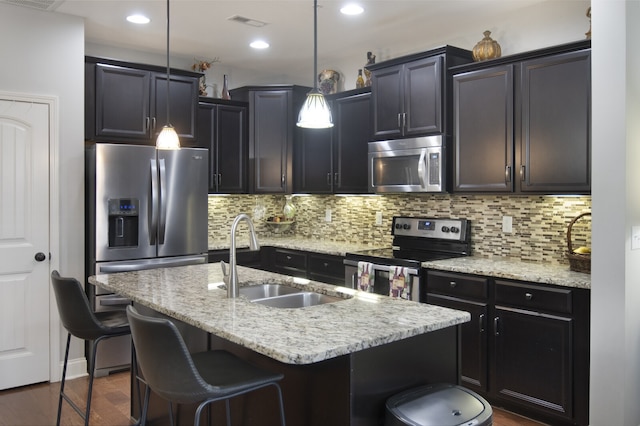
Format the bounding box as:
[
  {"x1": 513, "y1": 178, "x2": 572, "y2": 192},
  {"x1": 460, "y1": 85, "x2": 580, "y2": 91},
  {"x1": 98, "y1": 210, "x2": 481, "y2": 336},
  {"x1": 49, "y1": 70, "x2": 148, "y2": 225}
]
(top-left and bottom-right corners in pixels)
[
  {"x1": 273, "y1": 383, "x2": 286, "y2": 426},
  {"x1": 56, "y1": 333, "x2": 72, "y2": 426},
  {"x1": 84, "y1": 336, "x2": 104, "y2": 426}
]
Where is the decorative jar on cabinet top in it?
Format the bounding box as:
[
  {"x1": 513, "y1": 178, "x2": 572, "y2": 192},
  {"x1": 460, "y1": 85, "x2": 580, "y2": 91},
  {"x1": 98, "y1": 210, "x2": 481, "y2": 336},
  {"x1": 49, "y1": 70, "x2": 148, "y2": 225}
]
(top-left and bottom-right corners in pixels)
[{"x1": 472, "y1": 30, "x2": 502, "y2": 62}]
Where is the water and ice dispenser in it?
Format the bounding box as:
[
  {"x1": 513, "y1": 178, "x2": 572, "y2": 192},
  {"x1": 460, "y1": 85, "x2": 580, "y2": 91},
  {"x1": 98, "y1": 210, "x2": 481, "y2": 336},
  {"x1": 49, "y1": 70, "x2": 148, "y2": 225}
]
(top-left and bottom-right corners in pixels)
[{"x1": 108, "y1": 198, "x2": 139, "y2": 247}]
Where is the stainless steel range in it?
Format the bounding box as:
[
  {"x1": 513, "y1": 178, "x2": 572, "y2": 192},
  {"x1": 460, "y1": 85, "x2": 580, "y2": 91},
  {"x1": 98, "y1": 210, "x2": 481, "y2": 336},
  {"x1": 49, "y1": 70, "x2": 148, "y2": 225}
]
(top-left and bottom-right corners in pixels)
[{"x1": 344, "y1": 216, "x2": 471, "y2": 302}]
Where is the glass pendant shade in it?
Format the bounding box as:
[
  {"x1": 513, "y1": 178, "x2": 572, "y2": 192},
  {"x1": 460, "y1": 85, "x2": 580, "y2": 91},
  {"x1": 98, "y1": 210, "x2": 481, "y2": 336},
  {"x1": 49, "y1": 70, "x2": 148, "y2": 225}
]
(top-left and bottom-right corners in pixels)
[
  {"x1": 156, "y1": 125, "x2": 180, "y2": 150},
  {"x1": 297, "y1": 90, "x2": 333, "y2": 129}
]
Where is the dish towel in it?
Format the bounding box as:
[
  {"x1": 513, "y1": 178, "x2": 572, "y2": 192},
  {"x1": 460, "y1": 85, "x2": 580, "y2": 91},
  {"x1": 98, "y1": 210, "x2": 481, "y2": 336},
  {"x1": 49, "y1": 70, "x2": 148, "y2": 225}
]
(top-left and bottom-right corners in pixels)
[
  {"x1": 389, "y1": 266, "x2": 410, "y2": 300},
  {"x1": 357, "y1": 261, "x2": 375, "y2": 292}
]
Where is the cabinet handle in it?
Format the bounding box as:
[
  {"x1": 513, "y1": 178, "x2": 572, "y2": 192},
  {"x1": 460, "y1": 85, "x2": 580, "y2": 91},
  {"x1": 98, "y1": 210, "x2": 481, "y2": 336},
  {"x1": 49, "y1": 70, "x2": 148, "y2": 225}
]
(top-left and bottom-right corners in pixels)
[
  {"x1": 520, "y1": 165, "x2": 526, "y2": 181},
  {"x1": 281, "y1": 174, "x2": 286, "y2": 186},
  {"x1": 397, "y1": 113, "x2": 402, "y2": 130},
  {"x1": 402, "y1": 113, "x2": 407, "y2": 133},
  {"x1": 494, "y1": 317, "x2": 500, "y2": 336},
  {"x1": 525, "y1": 292, "x2": 533, "y2": 301},
  {"x1": 151, "y1": 117, "x2": 156, "y2": 131},
  {"x1": 217, "y1": 174, "x2": 222, "y2": 187},
  {"x1": 323, "y1": 262, "x2": 329, "y2": 268},
  {"x1": 479, "y1": 313, "x2": 485, "y2": 333},
  {"x1": 327, "y1": 173, "x2": 332, "y2": 186},
  {"x1": 286, "y1": 255, "x2": 292, "y2": 261},
  {"x1": 449, "y1": 281, "x2": 457, "y2": 288},
  {"x1": 334, "y1": 173, "x2": 339, "y2": 186},
  {"x1": 145, "y1": 117, "x2": 150, "y2": 131},
  {"x1": 505, "y1": 165, "x2": 511, "y2": 183}
]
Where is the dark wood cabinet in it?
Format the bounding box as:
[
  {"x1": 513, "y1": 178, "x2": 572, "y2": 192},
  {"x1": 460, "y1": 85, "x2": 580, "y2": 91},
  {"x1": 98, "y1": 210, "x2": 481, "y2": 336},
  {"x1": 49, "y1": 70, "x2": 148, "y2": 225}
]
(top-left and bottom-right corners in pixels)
[
  {"x1": 425, "y1": 269, "x2": 590, "y2": 426},
  {"x1": 86, "y1": 57, "x2": 200, "y2": 145},
  {"x1": 295, "y1": 89, "x2": 371, "y2": 194},
  {"x1": 452, "y1": 41, "x2": 591, "y2": 194},
  {"x1": 198, "y1": 99, "x2": 248, "y2": 193},
  {"x1": 231, "y1": 85, "x2": 310, "y2": 194},
  {"x1": 368, "y1": 46, "x2": 473, "y2": 141}
]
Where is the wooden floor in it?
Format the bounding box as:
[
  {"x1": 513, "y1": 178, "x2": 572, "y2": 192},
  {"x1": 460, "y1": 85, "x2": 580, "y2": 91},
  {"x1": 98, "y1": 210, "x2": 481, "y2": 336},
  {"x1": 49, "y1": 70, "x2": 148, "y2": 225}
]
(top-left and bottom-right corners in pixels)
[{"x1": 0, "y1": 371, "x2": 545, "y2": 426}]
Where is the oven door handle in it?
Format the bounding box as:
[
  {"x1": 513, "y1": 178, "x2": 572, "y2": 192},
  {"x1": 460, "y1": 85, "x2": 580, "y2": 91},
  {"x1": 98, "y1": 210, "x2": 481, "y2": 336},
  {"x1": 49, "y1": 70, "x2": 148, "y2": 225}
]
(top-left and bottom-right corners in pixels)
[{"x1": 344, "y1": 259, "x2": 419, "y2": 276}]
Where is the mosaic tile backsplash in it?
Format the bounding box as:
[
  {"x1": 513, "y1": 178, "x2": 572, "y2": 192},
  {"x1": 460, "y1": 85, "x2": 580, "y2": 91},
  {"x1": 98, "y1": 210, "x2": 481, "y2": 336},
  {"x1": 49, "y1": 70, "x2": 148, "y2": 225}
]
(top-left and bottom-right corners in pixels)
[{"x1": 208, "y1": 194, "x2": 592, "y2": 265}]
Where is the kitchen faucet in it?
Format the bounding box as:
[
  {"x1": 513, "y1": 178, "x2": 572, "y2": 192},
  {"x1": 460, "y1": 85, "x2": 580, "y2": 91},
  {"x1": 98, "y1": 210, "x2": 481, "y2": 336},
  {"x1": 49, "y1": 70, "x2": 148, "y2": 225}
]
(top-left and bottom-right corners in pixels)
[{"x1": 222, "y1": 213, "x2": 260, "y2": 298}]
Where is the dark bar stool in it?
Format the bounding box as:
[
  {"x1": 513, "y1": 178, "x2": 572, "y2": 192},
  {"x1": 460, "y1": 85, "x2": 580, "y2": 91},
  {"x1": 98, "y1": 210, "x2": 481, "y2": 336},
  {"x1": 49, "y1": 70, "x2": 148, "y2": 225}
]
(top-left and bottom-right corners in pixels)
[
  {"x1": 126, "y1": 305, "x2": 286, "y2": 426},
  {"x1": 51, "y1": 270, "x2": 131, "y2": 426}
]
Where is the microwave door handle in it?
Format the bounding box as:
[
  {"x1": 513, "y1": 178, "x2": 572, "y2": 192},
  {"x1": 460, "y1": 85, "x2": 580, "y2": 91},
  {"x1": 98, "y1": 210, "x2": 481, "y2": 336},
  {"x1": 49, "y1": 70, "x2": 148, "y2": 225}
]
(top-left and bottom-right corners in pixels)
[
  {"x1": 417, "y1": 149, "x2": 427, "y2": 188},
  {"x1": 149, "y1": 159, "x2": 158, "y2": 245}
]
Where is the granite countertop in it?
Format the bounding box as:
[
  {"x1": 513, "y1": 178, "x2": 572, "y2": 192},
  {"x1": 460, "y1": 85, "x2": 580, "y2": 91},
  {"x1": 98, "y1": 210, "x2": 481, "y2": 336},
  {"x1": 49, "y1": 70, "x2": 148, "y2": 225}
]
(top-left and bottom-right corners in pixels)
[
  {"x1": 423, "y1": 256, "x2": 591, "y2": 289},
  {"x1": 89, "y1": 263, "x2": 469, "y2": 365}
]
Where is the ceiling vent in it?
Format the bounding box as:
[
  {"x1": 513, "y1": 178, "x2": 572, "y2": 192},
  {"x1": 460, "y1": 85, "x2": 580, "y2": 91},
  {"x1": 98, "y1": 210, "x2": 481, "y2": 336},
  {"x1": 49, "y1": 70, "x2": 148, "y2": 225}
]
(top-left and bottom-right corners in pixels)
[
  {"x1": 1, "y1": 0, "x2": 64, "y2": 11},
  {"x1": 227, "y1": 15, "x2": 269, "y2": 28}
]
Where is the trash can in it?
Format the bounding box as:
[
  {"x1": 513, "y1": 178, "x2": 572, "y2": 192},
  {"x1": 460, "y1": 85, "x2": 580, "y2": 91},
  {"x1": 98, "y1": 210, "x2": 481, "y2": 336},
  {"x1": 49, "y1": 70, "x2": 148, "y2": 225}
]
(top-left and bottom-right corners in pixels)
[{"x1": 385, "y1": 383, "x2": 493, "y2": 426}]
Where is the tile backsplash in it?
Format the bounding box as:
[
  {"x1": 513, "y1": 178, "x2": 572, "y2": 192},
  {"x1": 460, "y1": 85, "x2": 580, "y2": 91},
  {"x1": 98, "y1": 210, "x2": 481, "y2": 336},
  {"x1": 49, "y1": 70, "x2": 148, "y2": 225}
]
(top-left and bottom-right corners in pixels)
[{"x1": 208, "y1": 194, "x2": 591, "y2": 265}]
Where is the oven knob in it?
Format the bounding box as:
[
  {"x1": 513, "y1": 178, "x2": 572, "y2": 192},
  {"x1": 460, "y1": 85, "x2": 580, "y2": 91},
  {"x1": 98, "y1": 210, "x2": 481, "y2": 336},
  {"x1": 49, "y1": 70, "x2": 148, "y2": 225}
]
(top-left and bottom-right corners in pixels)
[
  {"x1": 450, "y1": 226, "x2": 460, "y2": 233},
  {"x1": 441, "y1": 226, "x2": 450, "y2": 233},
  {"x1": 395, "y1": 223, "x2": 401, "y2": 229},
  {"x1": 403, "y1": 224, "x2": 411, "y2": 230}
]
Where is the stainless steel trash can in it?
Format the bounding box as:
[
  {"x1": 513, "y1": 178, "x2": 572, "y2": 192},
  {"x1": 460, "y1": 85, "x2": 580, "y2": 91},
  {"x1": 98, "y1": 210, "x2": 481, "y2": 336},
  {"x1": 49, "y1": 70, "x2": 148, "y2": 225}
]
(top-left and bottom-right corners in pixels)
[{"x1": 385, "y1": 383, "x2": 493, "y2": 426}]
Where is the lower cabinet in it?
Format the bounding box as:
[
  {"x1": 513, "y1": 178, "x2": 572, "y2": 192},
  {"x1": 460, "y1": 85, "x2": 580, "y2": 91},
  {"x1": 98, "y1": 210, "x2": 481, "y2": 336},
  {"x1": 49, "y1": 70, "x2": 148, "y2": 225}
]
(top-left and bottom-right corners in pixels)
[{"x1": 425, "y1": 270, "x2": 590, "y2": 426}]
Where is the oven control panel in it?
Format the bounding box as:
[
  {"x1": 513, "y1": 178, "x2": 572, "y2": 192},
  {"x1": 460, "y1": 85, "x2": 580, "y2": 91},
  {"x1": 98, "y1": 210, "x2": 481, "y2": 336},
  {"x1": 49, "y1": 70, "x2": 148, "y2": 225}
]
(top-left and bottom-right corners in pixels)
[{"x1": 392, "y1": 217, "x2": 469, "y2": 241}]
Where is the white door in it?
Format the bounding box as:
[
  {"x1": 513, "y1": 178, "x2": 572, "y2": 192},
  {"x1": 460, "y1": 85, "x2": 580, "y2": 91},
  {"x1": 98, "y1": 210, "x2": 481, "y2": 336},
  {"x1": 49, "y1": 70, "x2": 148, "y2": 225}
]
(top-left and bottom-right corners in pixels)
[{"x1": 0, "y1": 99, "x2": 50, "y2": 389}]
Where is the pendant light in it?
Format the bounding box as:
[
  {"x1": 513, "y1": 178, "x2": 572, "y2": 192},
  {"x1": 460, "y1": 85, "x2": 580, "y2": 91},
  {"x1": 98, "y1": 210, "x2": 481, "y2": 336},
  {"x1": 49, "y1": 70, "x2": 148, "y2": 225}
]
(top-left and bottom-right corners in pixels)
[
  {"x1": 297, "y1": 0, "x2": 333, "y2": 129},
  {"x1": 156, "y1": 0, "x2": 180, "y2": 149}
]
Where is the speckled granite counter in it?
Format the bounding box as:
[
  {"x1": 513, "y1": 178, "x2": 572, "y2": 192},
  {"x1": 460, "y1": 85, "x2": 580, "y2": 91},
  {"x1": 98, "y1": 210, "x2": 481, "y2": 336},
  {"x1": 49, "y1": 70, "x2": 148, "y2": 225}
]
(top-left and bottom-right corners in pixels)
[
  {"x1": 89, "y1": 263, "x2": 469, "y2": 365},
  {"x1": 209, "y1": 236, "x2": 383, "y2": 257},
  {"x1": 423, "y1": 256, "x2": 591, "y2": 289}
]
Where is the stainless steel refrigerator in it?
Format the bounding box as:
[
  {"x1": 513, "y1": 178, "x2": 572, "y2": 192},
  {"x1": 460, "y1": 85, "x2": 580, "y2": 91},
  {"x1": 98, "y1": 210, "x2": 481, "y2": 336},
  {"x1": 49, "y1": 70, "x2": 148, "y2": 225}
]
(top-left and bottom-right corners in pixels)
[{"x1": 85, "y1": 143, "x2": 208, "y2": 375}]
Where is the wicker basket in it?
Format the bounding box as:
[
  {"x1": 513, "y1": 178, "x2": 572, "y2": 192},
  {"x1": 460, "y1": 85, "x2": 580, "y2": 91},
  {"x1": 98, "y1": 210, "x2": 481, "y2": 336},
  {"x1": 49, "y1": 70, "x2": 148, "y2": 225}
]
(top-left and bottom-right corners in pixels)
[{"x1": 566, "y1": 212, "x2": 591, "y2": 273}]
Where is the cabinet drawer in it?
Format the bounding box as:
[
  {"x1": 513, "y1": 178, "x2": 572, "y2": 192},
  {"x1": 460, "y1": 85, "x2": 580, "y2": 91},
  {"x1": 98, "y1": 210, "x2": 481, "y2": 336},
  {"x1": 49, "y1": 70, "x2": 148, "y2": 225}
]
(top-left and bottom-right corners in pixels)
[
  {"x1": 273, "y1": 248, "x2": 307, "y2": 272},
  {"x1": 495, "y1": 280, "x2": 572, "y2": 314},
  {"x1": 426, "y1": 270, "x2": 488, "y2": 300},
  {"x1": 308, "y1": 253, "x2": 345, "y2": 284}
]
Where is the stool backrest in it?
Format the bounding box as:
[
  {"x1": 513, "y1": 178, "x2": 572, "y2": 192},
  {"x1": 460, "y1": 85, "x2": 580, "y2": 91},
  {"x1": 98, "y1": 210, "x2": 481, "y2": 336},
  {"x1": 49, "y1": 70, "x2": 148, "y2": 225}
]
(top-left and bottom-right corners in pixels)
[
  {"x1": 126, "y1": 305, "x2": 211, "y2": 404},
  {"x1": 51, "y1": 270, "x2": 107, "y2": 341}
]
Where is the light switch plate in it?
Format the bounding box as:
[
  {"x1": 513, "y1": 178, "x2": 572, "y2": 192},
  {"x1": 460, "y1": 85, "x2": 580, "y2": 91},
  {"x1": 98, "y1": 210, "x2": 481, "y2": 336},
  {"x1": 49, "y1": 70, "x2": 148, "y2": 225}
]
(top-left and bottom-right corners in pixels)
[
  {"x1": 375, "y1": 211, "x2": 383, "y2": 226},
  {"x1": 325, "y1": 208, "x2": 332, "y2": 222},
  {"x1": 632, "y1": 226, "x2": 640, "y2": 250},
  {"x1": 502, "y1": 216, "x2": 513, "y2": 233}
]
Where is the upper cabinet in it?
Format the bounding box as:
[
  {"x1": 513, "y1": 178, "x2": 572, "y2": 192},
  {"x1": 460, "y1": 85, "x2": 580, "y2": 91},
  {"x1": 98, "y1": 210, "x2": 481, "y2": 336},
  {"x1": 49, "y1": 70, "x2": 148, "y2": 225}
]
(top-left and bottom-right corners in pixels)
[
  {"x1": 85, "y1": 56, "x2": 200, "y2": 145},
  {"x1": 197, "y1": 99, "x2": 248, "y2": 193},
  {"x1": 367, "y1": 46, "x2": 473, "y2": 141},
  {"x1": 294, "y1": 88, "x2": 371, "y2": 194},
  {"x1": 231, "y1": 85, "x2": 310, "y2": 194},
  {"x1": 452, "y1": 41, "x2": 591, "y2": 194}
]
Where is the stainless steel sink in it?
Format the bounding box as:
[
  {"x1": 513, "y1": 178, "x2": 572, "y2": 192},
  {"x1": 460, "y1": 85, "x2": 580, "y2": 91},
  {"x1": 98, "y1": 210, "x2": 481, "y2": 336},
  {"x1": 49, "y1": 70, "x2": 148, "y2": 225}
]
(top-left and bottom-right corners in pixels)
[
  {"x1": 239, "y1": 284, "x2": 302, "y2": 300},
  {"x1": 252, "y1": 292, "x2": 344, "y2": 309}
]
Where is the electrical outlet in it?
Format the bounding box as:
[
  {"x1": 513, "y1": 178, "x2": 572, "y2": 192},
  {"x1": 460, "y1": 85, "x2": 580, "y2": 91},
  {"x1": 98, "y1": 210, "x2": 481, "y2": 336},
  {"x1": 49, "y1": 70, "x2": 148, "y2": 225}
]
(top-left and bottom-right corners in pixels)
[
  {"x1": 502, "y1": 216, "x2": 513, "y2": 233},
  {"x1": 325, "y1": 208, "x2": 332, "y2": 222},
  {"x1": 375, "y1": 211, "x2": 383, "y2": 226}
]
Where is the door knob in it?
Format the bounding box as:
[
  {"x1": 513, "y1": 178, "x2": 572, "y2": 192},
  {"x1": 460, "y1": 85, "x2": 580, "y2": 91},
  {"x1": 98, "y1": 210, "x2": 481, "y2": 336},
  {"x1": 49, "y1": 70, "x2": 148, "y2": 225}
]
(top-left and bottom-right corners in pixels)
[{"x1": 35, "y1": 252, "x2": 47, "y2": 262}]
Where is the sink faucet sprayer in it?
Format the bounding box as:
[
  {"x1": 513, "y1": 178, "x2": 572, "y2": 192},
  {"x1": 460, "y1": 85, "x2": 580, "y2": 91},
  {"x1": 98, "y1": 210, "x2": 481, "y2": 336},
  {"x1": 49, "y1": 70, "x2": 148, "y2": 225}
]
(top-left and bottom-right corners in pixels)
[{"x1": 221, "y1": 213, "x2": 260, "y2": 298}]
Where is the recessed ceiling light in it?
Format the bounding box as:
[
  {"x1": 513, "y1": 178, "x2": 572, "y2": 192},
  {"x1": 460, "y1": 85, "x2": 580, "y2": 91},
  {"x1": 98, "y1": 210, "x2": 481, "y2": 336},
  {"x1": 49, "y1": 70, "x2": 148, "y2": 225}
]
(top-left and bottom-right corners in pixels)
[
  {"x1": 340, "y1": 3, "x2": 364, "y2": 15},
  {"x1": 250, "y1": 40, "x2": 270, "y2": 49},
  {"x1": 126, "y1": 14, "x2": 150, "y2": 24}
]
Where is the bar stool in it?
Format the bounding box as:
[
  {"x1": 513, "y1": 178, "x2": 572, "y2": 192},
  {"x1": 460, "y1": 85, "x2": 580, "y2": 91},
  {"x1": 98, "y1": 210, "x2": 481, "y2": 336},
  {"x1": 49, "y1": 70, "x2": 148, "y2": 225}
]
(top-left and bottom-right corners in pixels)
[
  {"x1": 126, "y1": 305, "x2": 286, "y2": 426},
  {"x1": 51, "y1": 270, "x2": 131, "y2": 426}
]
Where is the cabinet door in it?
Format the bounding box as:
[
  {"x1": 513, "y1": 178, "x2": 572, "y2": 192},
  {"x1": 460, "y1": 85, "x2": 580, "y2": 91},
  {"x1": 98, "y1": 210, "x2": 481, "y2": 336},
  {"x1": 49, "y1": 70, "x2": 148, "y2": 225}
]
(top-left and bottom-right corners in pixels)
[
  {"x1": 371, "y1": 64, "x2": 404, "y2": 139},
  {"x1": 151, "y1": 73, "x2": 199, "y2": 144},
  {"x1": 427, "y1": 294, "x2": 488, "y2": 393},
  {"x1": 493, "y1": 306, "x2": 573, "y2": 420},
  {"x1": 251, "y1": 90, "x2": 291, "y2": 193},
  {"x1": 518, "y1": 50, "x2": 591, "y2": 193},
  {"x1": 453, "y1": 65, "x2": 514, "y2": 192},
  {"x1": 404, "y1": 56, "x2": 442, "y2": 136},
  {"x1": 308, "y1": 253, "x2": 345, "y2": 285},
  {"x1": 294, "y1": 127, "x2": 333, "y2": 193},
  {"x1": 217, "y1": 104, "x2": 247, "y2": 193},
  {"x1": 333, "y1": 93, "x2": 371, "y2": 193},
  {"x1": 95, "y1": 64, "x2": 151, "y2": 141},
  {"x1": 197, "y1": 103, "x2": 218, "y2": 192}
]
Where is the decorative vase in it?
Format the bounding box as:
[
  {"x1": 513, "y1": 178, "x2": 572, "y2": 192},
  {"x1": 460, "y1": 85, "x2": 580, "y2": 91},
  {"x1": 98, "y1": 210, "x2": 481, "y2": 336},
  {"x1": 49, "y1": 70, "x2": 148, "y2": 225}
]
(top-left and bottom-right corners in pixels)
[
  {"x1": 318, "y1": 69, "x2": 340, "y2": 95},
  {"x1": 472, "y1": 30, "x2": 502, "y2": 62},
  {"x1": 283, "y1": 195, "x2": 296, "y2": 220},
  {"x1": 221, "y1": 74, "x2": 231, "y2": 100},
  {"x1": 364, "y1": 51, "x2": 375, "y2": 87}
]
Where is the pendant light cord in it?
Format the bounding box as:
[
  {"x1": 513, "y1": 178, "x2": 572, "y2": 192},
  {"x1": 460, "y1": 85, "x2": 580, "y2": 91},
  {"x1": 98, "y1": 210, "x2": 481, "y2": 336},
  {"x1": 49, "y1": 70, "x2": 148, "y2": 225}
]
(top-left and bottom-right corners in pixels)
[
  {"x1": 313, "y1": 0, "x2": 318, "y2": 91},
  {"x1": 165, "y1": 0, "x2": 171, "y2": 124}
]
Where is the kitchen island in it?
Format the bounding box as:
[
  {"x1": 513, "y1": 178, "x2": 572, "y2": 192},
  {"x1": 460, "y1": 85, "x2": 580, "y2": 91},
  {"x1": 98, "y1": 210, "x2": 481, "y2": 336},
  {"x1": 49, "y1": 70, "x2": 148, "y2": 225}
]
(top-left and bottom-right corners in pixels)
[{"x1": 90, "y1": 263, "x2": 469, "y2": 425}]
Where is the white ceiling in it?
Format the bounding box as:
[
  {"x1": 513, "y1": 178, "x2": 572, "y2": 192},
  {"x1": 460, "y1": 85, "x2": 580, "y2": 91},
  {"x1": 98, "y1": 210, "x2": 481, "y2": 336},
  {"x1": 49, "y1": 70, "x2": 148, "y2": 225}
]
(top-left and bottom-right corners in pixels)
[{"x1": 36, "y1": 0, "x2": 549, "y2": 82}]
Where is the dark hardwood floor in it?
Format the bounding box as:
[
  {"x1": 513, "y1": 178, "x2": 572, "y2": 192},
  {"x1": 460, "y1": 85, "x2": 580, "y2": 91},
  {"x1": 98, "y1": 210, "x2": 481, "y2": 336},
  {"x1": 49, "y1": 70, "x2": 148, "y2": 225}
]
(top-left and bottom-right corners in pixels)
[{"x1": 0, "y1": 372, "x2": 545, "y2": 425}]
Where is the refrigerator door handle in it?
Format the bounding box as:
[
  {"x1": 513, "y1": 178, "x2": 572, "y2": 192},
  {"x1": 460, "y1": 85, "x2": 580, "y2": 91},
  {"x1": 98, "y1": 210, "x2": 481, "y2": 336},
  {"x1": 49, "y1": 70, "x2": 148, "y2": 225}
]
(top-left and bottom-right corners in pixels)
[
  {"x1": 158, "y1": 158, "x2": 167, "y2": 245},
  {"x1": 149, "y1": 159, "x2": 159, "y2": 245}
]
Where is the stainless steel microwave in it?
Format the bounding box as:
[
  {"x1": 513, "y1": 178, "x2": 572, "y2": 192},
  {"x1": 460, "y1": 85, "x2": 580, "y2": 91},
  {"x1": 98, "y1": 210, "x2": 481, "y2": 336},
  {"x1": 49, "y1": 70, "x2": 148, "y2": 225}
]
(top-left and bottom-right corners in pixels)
[{"x1": 368, "y1": 136, "x2": 444, "y2": 193}]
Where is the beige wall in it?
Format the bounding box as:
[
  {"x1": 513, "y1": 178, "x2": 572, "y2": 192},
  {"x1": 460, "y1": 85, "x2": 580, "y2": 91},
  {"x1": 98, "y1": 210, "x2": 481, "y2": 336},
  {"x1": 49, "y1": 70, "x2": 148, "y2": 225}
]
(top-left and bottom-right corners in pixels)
[{"x1": 209, "y1": 194, "x2": 591, "y2": 265}]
